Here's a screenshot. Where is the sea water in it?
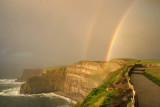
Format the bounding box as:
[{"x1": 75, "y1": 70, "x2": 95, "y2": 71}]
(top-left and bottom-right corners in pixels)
[{"x1": 0, "y1": 79, "x2": 76, "y2": 107}]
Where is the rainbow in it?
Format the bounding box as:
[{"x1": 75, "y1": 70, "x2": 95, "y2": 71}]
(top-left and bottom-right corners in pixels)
[
  {"x1": 83, "y1": 0, "x2": 136, "y2": 61},
  {"x1": 106, "y1": 0, "x2": 136, "y2": 61},
  {"x1": 83, "y1": 7, "x2": 101, "y2": 60}
]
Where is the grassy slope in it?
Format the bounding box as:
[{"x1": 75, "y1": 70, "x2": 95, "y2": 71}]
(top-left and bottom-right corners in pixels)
[{"x1": 75, "y1": 59, "x2": 137, "y2": 107}]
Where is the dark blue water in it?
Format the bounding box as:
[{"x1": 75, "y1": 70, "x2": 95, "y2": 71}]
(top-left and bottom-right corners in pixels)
[{"x1": 0, "y1": 79, "x2": 76, "y2": 107}]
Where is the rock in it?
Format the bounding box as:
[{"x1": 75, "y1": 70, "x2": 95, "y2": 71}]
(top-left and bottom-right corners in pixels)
[{"x1": 122, "y1": 96, "x2": 128, "y2": 102}]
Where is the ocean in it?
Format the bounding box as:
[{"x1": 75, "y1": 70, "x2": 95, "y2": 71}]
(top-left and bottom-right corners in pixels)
[{"x1": 0, "y1": 79, "x2": 76, "y2": 107}]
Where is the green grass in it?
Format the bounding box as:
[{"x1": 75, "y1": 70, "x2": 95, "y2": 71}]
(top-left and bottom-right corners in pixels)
[
  {"x1": 137, "y1": 59, "x2": 160, "y2": 64},
  {"x1": 143, "y1": 68, "x2": 160, "y2": 86}
]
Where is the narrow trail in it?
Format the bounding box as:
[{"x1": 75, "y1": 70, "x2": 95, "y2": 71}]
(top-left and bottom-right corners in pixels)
[{"x1": 131, "y1": 68, "x2": 160, "y2": 107}]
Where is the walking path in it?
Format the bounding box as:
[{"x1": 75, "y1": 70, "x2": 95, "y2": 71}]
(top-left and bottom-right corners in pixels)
[{"x1": 131, "y1": 69, "x2": 160, "y2": 107}]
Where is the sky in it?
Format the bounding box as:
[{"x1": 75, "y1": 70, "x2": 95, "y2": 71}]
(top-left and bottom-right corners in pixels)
[{"x1": 0, "y1": 0, "x2": 160, "y2": 78}]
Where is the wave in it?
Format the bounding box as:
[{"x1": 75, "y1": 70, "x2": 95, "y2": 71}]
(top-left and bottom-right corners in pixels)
[
  {"x1": 35, "y1": 93, "x2": 77, "y2": 104},
  {"x1": 0, "y1": 79, "x2": 25, "y2": 96},
  {"x1": 0, "y1": 79, "x2": 76, "y2": 104},
  {"x1": 0, "y1": 88, "x2": 76, "y2": 103},
  {"x1": 0, "y1": 79, "x2": 24, "y2": 85}
]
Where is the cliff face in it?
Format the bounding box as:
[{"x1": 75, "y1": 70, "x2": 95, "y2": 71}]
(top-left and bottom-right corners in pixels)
[
  {"x1": 62, "y1": 61, "x2": 106, "y2": 100},
  {"x1": 62, "y1": 60, "x2": 130, "y2": 101},
  {"x1": 20, "y1": 67, "x2": 66, "y2": 94},
  {"x1": 17, "y1": 69, "x2": 45, "y2": 82},
  {"x1": 20, "y1": 59, "x2": 130, "y2": 101}
]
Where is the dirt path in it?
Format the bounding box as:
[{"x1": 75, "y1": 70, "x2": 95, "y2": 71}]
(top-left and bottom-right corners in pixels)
[{"x1": 131, "y1": 70, "x2": 160, "y2": 107}]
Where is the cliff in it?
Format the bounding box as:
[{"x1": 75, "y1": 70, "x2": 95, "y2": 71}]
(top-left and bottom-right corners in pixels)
[
  {"x1": 74, "y1": 60, "x2": 137, "y2": 107},
  {"x1": 62, "y1": 60, "x2": 129, "y2": 101},
  {"x1": 16, "y1": 69, "x2": 46, "y2": 82},
  {"x1": 20, "y1": 59, "x2": 132, "y2": 101},
  {"x1": 20, "y1": 66, "x2": 66, "y2": 94}
]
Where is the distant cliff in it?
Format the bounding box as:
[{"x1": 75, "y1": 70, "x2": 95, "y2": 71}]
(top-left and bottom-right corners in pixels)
[
  {"x1": 20, "y1": 66, "x2": 66, "y2": 94},
  {"x1": 16, "y1": 69, "x2": 46, "y2": 82},
  {"x1": 20, "y1": 59, "x2": 131, "y2": 101}
]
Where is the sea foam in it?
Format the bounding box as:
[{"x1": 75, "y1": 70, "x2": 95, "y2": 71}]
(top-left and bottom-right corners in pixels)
[
  {"x1": 0, "y1": 79, "x2": 76, "y2": 104},
  {"x1": 0, "y1": 79, "x2": 24, "y2": 85}
]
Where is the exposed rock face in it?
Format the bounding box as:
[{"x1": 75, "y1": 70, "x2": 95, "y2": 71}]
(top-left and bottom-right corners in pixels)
[
  {"x1": 17, "y1": 69, "x2": 46, "y2": 82},
  {"x1": 20, "y1": 67, "x2": 66, "y2": 94},
  {"x1": 105, "y1": 59, "x2": 129, "y2": 72},
  {"x1": 20, "y1": 59, "x2": 130, "y2": 101},
  {"x1": 63, "y1": 61, "x2": 106, "y2": 100},
  {"x1": 62, "y1": 60, "x2": 130, "y2": 101}
]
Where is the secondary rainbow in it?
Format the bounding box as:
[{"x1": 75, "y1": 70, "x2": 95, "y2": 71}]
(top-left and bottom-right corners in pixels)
[
  {"x1": 106, "y1": 0, "x2": 136, "y2": 61},
  {"x1": 83, "y1": 8, "x2": 101, "y2": 60}
]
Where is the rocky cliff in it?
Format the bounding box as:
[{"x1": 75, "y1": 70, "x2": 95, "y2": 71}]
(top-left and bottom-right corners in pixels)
[
  {"x1": 20, "y1": 59, "x2": 131, "y2": 101},
  {"x1": 16, "y1": 69, "x2": 46, "y2": 82},
  {"x1": 20, "y1": 66, "x2": 66, "y2": 94}
]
